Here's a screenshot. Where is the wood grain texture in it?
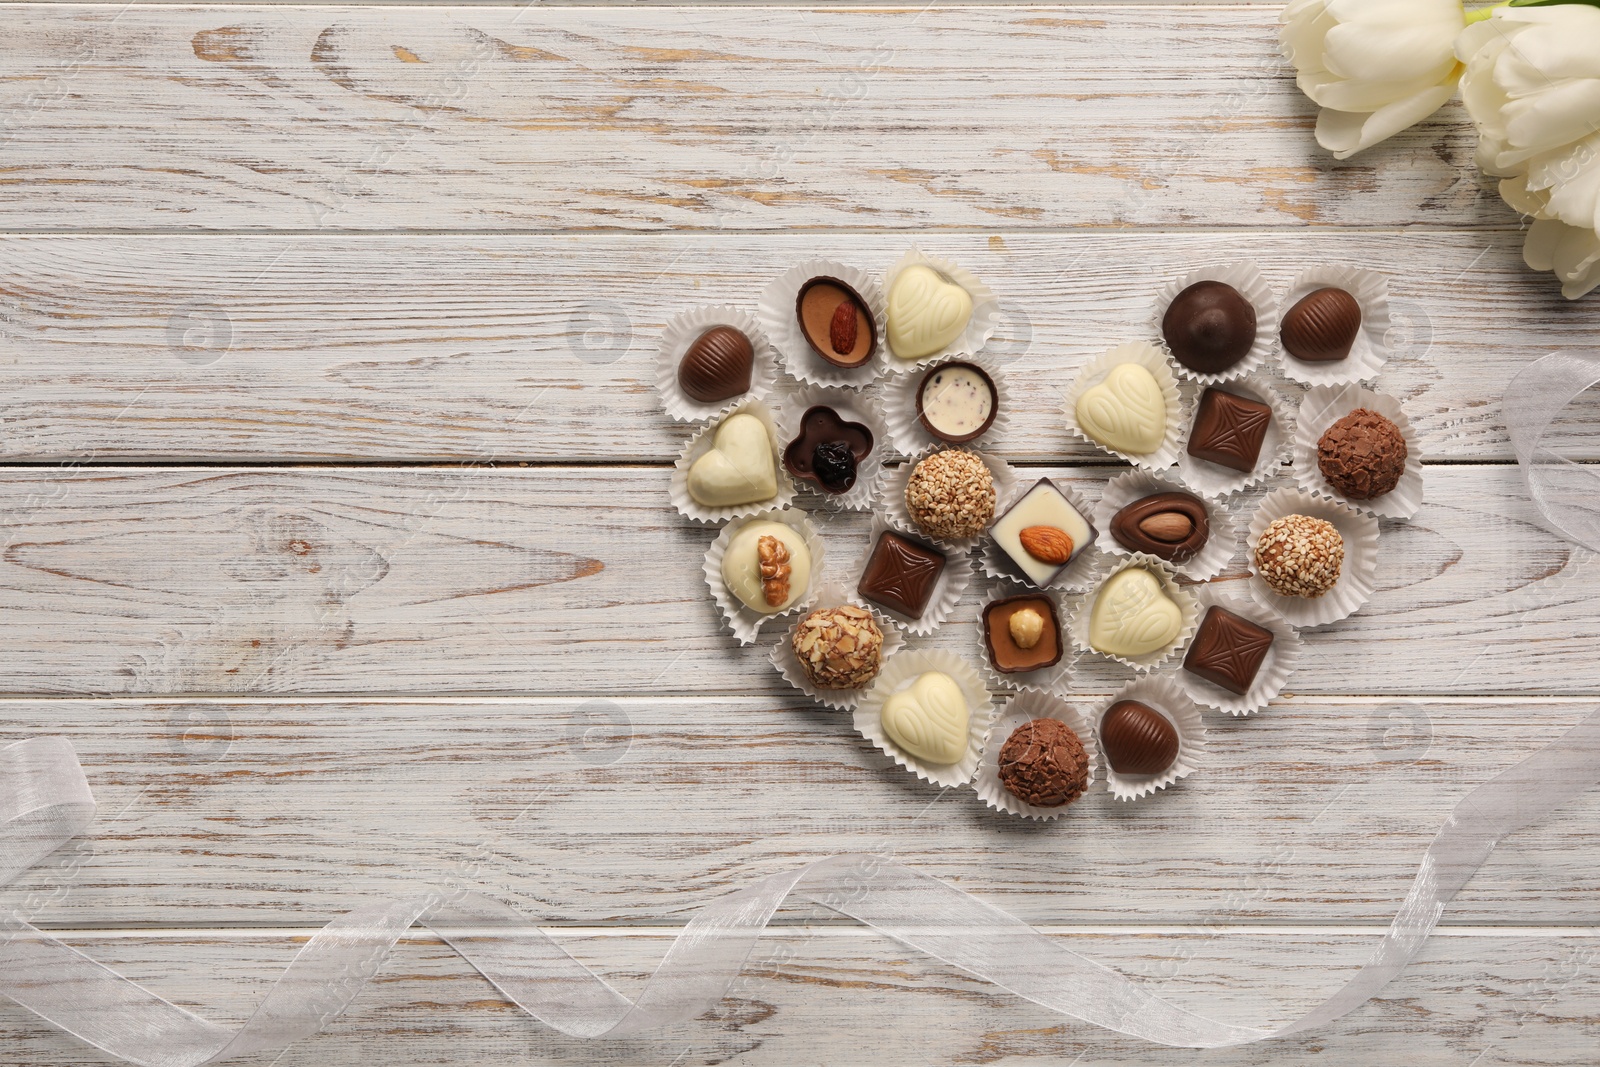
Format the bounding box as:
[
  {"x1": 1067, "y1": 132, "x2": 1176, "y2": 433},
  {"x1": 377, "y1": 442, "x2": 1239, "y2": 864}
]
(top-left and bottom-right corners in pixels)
[{"x1": 0, "y1": 5, "x2": 1496, "y2": 231}]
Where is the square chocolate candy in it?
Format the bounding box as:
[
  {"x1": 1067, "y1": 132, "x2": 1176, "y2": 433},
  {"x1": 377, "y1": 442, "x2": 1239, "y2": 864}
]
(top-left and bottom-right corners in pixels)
[
  {"x1": 1187, "y1": 388, "x2": 1271, "y2": 472},
  {"x1": 858, "y1": 530, "x2": 946, "y2": 619},
  {"x1": 1182, "y1": 605, "x2": 1274, "y2": 695}
]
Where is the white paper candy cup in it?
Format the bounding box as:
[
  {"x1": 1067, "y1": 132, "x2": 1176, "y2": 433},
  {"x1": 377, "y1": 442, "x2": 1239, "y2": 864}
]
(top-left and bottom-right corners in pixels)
[
  {"x1": 979, "y1": 476, "x2": 1103, "y2": 595},
  {"x1": 1277, "y1": 266, "x2": 1392, "y2": 387},
  {"x1": 759, "y1": 259, "x2": 889, "y2": 390},
  {"x1": 881, "y1": 445, "x2": 1017, "y2": 552},
  {"x1": 769, "y1": 582, "x2": 905, "y2": 711},
  {"x1": 656, "y1": 305, "x2": 777, "y2": 424},
  {"x1": 973, "y1": 692, "x2": 1100, "y2": 821},
  {"x1": 671, "y1": 400, "x2": 796, "y2": 525},
  {"x1": 879, "y1": 246, "x2": 1002, "y2": 374},
  {"x1": 1066, "y1": 553, "x2": 1199, "y2": 672},
  {"x1": 850, "y1": 513, "x2": 973, "y2": 636},
  {"x1": 1175, "y1": 375, "x2": 1293, "y2": 499},
  {"x1": 854, "y1": 649, "x2": 995, "y2": 789},
  {"x1": 1175, "y1": 584, "x2": 1303, "y2": 717},
  {"x1": 1152, "y1": 261, "x2": 1280, "y2": 386},
  {"x1": 1062, "y1": 342, "x2": 1185, "y2": 471},
  {"x1": 975, "y1": 584, "x2": 1077, "y2": 698},
  {"x1": 1090, "y1": 676, "x2": 1206, "y2": 802},
  {"x1": 882, "y1": 352, "x2": 1012, "y2": 457},
  {"x1": 703, "y1": 508, "x2": 825, "y2": 646},
  {"x1": 1292, "y1": 384, "x2": 1423, "y2": 521},
  {"x1": 1090, "y1": 470, "x2": 1239, "y2": 581},
  {"x1": 775, "y1": 386, "x2": 890, "y2": 513},
  {"x1": 1246, "y1": 488, "x2": 1379, "y2": 628}
]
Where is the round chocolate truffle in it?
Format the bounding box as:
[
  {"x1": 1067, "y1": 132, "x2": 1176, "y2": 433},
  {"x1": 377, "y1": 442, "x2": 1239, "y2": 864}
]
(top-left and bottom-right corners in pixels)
[
  {"x1": 1317, "y1": 408, "x2": 1407, "y2": 500},
  {"x1": 1254, "y1": 514, "x2": 1344, "y2": 599},
  {"x1": 1161, "y1": 280, "x2": 1257, "y2": 375},
  {"x1": 997, "y1": 717, "x2": 1091, "y2": 808},
  {"x1": 904, "y1": 449, "x2": 996, "y2": 540},
  {"x1": 791, "y1": 605, "x2": 884, "y2": 690}
]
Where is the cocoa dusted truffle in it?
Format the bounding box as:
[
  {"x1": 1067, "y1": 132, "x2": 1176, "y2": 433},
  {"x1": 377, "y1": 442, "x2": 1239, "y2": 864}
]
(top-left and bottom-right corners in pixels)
[
  {"x1": 791, "y1": 605, "x2": 884, "y2": 690},
  {"x1": 1317, "y1": 408, "x2": 1406, "y2": 500},
  {"x1": 1254, "y1": 514, "x2": 1343, "y2": 598},
  {"x1": 904, "y1": 449, "x2": 996, "y2": 540},
  {"x1": 997, "y1": 717, "x2": 1091, "y2": 808}
]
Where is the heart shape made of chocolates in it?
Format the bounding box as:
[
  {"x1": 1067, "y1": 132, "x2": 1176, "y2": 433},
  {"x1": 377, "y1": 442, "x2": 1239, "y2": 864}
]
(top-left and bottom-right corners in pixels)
[
  {"x1": 887, "y1": 265, "x2": 973, "y2": 360},
  {"x1": 687, "y1": 413, "x2": 778, "y2": 507},
  {"x1": 879, "y1": 671, "x2": 971, "y2": 766},
  {"x1": 1075, "y1": 363, "x2": 1167, "y2": 456},
  {"x1": 1089, "y1": 567, "x2": 1183, "y2": 658}
]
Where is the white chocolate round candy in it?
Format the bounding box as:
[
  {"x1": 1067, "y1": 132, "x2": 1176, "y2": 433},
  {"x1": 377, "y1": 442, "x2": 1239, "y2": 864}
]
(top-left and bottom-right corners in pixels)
[{"x1": 721, "y1": 520, "x2": 810, "y2": 614}]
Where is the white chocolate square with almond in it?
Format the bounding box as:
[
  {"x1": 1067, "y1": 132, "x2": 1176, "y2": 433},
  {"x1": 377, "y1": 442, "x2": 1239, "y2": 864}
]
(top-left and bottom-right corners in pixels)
[{"x1": 990, "y1": 479, "x2": 1094, "y2": 586}]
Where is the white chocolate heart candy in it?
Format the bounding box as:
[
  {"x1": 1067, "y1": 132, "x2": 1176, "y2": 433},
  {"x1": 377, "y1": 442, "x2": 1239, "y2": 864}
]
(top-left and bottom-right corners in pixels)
[
  {"x1": 887, "y1": 265, "x2": 973, "y2": 360},
  {"x1": 1089, "y1": 567, "x2": 1182, "y2": 658},
  {"x1": 880, "y1": 671, "x2": 970, "y2": 765},
  {"x1": 1074, "y1": 363, "x2": 1167, "y2": 456},
  {"x1": 687, "y1": 413, "x2": 778, "y2": 507}
]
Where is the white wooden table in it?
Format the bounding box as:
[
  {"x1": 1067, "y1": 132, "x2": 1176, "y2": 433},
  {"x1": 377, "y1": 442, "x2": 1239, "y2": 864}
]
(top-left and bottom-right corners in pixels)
[{"x1": 4, "y1": 3, "x2": 1600, "y2": 1064}]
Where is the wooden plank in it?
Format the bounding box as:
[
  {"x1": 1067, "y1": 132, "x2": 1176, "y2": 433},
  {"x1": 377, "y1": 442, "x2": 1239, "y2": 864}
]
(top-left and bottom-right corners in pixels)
[
  {"x1": 0, "y1": 5, "x2": 1493, "y2": 231},
  {"x1": 2, "y1": 231, "x2": 1591, "y2": 463}
]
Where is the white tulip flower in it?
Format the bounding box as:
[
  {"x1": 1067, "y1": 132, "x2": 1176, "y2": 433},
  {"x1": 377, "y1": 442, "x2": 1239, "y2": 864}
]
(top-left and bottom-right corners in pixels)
[
  {"x1": 1280, "y1": 0, "x2": 1467, "y2": 160},
  {"x1": 1459, "y1": 6, "x2": 1600, "y2": 299}
]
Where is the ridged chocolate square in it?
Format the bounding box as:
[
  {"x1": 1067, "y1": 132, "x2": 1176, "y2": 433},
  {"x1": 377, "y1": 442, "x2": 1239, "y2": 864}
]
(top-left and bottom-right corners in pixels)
[
  {"x1": 857, "y1": 531, "x2": 946, "y2": 619},
  {"x1": 1187, "y1": 388, "x2": 1271, "y2": 472},
  {"x1": 1182, "y1": 606, "x2": 1274, "y2": 695}
]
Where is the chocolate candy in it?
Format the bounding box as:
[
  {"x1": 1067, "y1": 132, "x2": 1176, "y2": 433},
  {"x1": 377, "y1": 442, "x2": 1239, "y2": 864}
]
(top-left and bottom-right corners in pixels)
[
  {"x1": 677, "y1": 325, "x2": 754, "y2": 403},
  {"x1": 797, "y1": 277, "x2": 875, "y2": 368},
  {"x1": 1317, "y1": 408, "x2": 1406, "y2": 500},
  {"x1": 1282, "y1": 287, "x2": 1361, "y2": 363},
  {"x1": 1088, "y1": 568, "x2": 1182, "y2": 659},
  {"x1": 1255, "y1": 514, "x2": 1343, "y2": 598},
  {"x1": 1183, "y1": 606, "x2": 1274, "y2": 695},
  {"x1": 721, "y1": 520, "x2": 810, "y2": 614},
  {"x1": 998, "y1": 718, "x2": 1091, "y2": 807},
  {"x1": 881, "y1": 671, "x2": 970, "y2": 765},
  {"x1": 917, "y1": 361, "x2": 997, "y2": 443},
  {"x1": 686, "y1": 413, "x2": 778, "y2": 507},
  {"x1": 783, "y1": 406, "x2": 874, "y2": 494},
  {"x1": 1098, "y1": 700, "x2": 1178, "y2": 776},
  {"x1": 1110, "y1": 491, "x2": 1210, "y2": 563},
  {"x1": 1075, "y1": 362, "x2": 1167, "y2": 455},
  {"x1": 989, "y1": 478, "x2": 1095, "y2": 587},
  {"x1": 982, "y1": 594, "x2": 1063, "y2": 675},
  {"x1": 888, "y1": 266, "x2": 973, "y2": 360},
  {"x1": 1162, "y1": 280, "x2": 1257, "y2": 375},
  {"x1": 1187, "y1": 387, "x2": 1272, "y2": 472},
  {"x1": 857, "y1": 530, "x2": 946, "y2": 619}
]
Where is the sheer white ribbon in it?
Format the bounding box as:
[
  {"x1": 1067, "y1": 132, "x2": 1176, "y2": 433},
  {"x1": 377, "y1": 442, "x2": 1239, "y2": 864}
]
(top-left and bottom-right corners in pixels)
[{"x1": 4, "y1": 350, "x2": 1600, "y2": 1060}]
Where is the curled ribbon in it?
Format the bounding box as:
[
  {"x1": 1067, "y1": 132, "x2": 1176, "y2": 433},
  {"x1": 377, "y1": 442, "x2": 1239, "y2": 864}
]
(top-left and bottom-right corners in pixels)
[{"x1": 4, "y1": 351, "x2": 1600, "y2": 1061}]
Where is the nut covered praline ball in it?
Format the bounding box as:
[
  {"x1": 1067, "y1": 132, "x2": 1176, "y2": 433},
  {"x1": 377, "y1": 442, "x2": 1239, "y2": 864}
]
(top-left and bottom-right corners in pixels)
[
  {"x1": 1317, "y1": 408, "x2": 1407, "y2": 500},
  {"x1": 904, "y1": 449, "x2": 996, "y2": 540},
  {"x1": 1254, "y1": 514, "x2": 1344, "y2": 598},
  {"x1": 997, "y1": 717, "x2": 1091, "y2": 808},
  {"x1": 791, "y1": 605, "x2": 885, "y2": 690}
]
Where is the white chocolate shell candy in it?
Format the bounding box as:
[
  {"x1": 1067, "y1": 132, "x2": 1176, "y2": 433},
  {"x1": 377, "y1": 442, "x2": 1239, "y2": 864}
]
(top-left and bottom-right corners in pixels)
[
  {"x1": 1074, "y1": 363, "x2": 1167, "y2": 456},
  {"x1": 687, "y1": 413, "x2": 778, "y2": 507},
  {"x1": 721, "y1": 521, "x2": 811, "y2": 614},
  {"x1": 887, "y1": 266, "x2": 973, "y2": 360},
  {"x1": 1089, "y1": 567, "x2": 1182, "y2": 658},
  {"x1": 880, "y1": 671, "x2": 970, "y2": 765}
]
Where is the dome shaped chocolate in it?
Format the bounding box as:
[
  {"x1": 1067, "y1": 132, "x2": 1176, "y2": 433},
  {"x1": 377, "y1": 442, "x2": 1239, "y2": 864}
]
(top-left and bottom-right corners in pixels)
[
  {"x1": 1161, "y1": 280, "x2": 1256, "y2": 375},
  {"x1": 1099, "y1": 700, "x2": 1178, "y2": 776},
  {"x1": 677, "y1": 325, "x2": 754, "y2": 403},
  {"x1": 1282, "y1": 287, "x2": 1361, "y2": 363}
]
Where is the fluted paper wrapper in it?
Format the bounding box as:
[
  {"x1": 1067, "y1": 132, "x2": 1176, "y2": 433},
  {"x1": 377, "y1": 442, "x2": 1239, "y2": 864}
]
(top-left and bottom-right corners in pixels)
[
  {"x1": 1175, "y1": 584, "x2": 1303, "y2": 717},
  {"x1": 703, "y1": 508, "x2": 824, "y2": 646},
  {"x1": 979, "y1": 476, "x2": 1102, "y2": 595},
  {"x1": 1090, "y1": 469, "x2": 1239, "y2": 580},
  {"x1": 1175, "y1": 375, "x2": 1293, "y2": 499},
  {"x1": 656, "y1": 305, "x2": 777, "y2": 424},
  {"x1": 850, "y1": 513, "x2": 973, "y2": 636},
  {"x1": 1292, "y1": 384, "x2": 1423, "y2": 521},
  {"x1": 1062, "y1": 342, "x2": 1185, "y2": 471},
  {"x1": 1246, "y1": 487, "x2": 1379, "y2": 628},
  {"x1": 879, "y1": 246, "x2": 1002, "y2": 374},
  {"x1": 975, "y1": 585, "x2": 1077, "y2": 698},
  {"x1": 973, "y1": 692, "x2": 1100, "y2": 821},
  {"x1": 775, "y1": 385, "x2": 890, "y2": 513},
  {"x1": 671, "y1": 400, "x2": 796, "y2": 525},
  {"x1": 769, "y1": 582, "x2": 905, "y2": 711},
  {"x1": 1277, "y1": 265, "x2": 1392, "y2": 387},
  {"x1": 1092, "y1": 676, "x2": 1206, "y2": 802},
  {"x1": 759, "y1": 258, "x2": 889, "y2": 390},
  {"x1": 1152, "y1": 261, "x2": 1280, "y2": 386},
  {"x1": 883, "y1": 352, "x2": 1011, "y2": 457},
  {"x1": 1066, "y1": 553, "x2": 1199, "y2": 672},
  {"x1": 881, "y1": 445, "x2": 1017, "y2": 552},
  {"x1": 853, "y1": 649, "x2": 995, "y2": 789}
]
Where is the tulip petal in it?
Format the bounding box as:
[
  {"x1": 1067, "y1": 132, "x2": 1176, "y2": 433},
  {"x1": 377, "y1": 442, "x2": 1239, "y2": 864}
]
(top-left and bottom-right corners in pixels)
[
  {"x1": 1503, "y1": 81, "x2": 1600, "y2": 158},
  {"x1": 1314, "y1": 80, "x2": 1458, "y2": 159},
  {"x1": 1280, "y1": 4, "x2": 1336, "y2": 75},
  {"x1": 1323, "y1": 21, "x2": 1458, "y2": 84}
]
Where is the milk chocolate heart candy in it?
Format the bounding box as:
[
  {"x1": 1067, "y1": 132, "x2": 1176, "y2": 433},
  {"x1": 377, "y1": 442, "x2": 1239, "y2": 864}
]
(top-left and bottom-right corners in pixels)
[
  {"x1": 686, "y1": 413, "x2": 778, "y2": 508},
  {"x1": 887, "y1": 265, "x2": 973, "y2": 360},
  {"x1": 1089, "y1": 567, "x2": 1183, "y2": 658},
  {"x1": 880, "y1": 671, "x2": 970, "y2": 765},
  {"x1": 1074, "y1": 363, "x2": 1167, "y2": 456}
]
